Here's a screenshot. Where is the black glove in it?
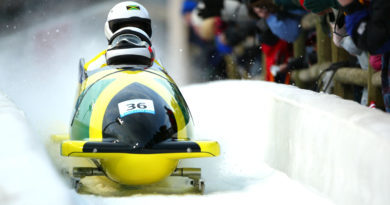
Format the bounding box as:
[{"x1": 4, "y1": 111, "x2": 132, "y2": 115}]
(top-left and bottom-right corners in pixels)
[{"x1": 287, "y1": 56, "x2": 308, "y2": 71}]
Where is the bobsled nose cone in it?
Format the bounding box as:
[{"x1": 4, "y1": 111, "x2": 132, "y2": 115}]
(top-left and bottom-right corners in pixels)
[{"x1": 60, "y1": 139, "x2": 220, "y2": 186}]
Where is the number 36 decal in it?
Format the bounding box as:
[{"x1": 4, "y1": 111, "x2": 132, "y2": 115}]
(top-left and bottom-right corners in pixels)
[{"x1": 118, "y1": 99, "x2": 155, "y2": 117}]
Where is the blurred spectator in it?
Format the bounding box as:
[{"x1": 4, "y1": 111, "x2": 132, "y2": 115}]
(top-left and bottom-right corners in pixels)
[
  {"x1": 273, "y1": 0, "x2": 303, "y2": 10},
  {"x1": 247, "y1": 0, "x2": 308, "y2": 83},
  {"x1": 337, "y1": 0, "x2": 390, "y2": 111},
  {"x1": 181, "y1": 0, "x2": 225, "y2": 81},
  {"x1": 302, "y1": 0, "x2": 340, "y2": 14},
  {"x1": 249, "y1": 0, "x2": 304, "y2": 43},
  {"x1": 181, "y1": 0, "x2": 390, "y2": 112},
  {"x1": 183, "y1": 0, "x2": 261, "y2": 80},
  {"x1": 370, "y1": 55, "x2": 382, "y2": 71}
]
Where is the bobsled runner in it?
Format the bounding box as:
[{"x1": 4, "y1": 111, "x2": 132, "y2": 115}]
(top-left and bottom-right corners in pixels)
[{"x1": 52, "y1": 59, "x2": 220, "y2": 193}]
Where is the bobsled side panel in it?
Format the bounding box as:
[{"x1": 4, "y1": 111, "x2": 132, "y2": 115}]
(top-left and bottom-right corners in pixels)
[
  {"x1": 71, "y1": 79, "x2": 114, "y2": 141},
  {"x1": 135, "y1": 75, "x2": 190, "y2": 140},
  {"x1": 154, "y1": 78, "x2": 194, "y2": 140}
]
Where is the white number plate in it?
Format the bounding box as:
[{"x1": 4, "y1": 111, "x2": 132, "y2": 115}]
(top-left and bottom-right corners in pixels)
[{"x1": 118, "y1": 99, "x2": 155, "y2": 117}]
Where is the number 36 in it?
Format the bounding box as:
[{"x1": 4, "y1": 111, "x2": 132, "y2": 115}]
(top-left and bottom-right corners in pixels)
[{"x1": 127, "y1": 102, "x2": 147, "y2": 110}]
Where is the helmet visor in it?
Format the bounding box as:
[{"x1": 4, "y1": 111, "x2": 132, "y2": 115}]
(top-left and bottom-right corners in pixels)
[{"x1": 111, "y1": 34, "x2": 148, "y2": 48}]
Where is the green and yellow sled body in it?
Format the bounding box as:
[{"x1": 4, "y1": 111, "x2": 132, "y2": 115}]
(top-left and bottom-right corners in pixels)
[{"x1": 59, "y1": 64, "x2": 219, "y2": 185}]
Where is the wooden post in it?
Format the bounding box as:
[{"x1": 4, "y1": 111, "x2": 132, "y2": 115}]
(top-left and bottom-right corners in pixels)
[
  {"x1": 315, "y1": 18, "x2": 332, "y2": 64},
  {"x1": 368, "y1": 65, "x2": 384, "y2": 109},
  {"x1": 293, "y1": 30, "x2": 306, "y2": 59},
  {"x1": 312, "y1": 17, "x2": 332, "y2": 93},
  {"x1": 225, "y1": 55, "x2": 241, "y2": 79},
  {"x1": 292, "y1": 31, "x2": 308, "y2": 88},
  {"x1": 331, "y1": 43, "x2": 350, "y2": 63},
  {"x1": 331, "y1": 41, "x2": 352, "y2": 98}
]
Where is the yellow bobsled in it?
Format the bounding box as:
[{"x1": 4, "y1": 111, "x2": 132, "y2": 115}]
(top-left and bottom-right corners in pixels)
[{"x1": 54, "y1": 59, "x2": 220, "y2": 192}]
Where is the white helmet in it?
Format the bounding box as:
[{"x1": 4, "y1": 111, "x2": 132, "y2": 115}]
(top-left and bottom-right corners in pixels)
[
  {"x1": 106, "y1": 27, "x2": 154, "y2": 67},
  {"x1": 104, "y1": 1, "x2": 152, "y2": 41}
]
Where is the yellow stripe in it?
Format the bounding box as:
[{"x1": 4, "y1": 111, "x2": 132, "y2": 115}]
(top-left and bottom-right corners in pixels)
[
  {"x1": 89, "y1": 71, "x2": 138, "y2": 141},
  {"x1": 80, "y1": 69, "x2": 117, "y2": 93},
  {"x1": 153, "y1": 59, "x2": 166, "y2": 71},
  {"x1": 136, "y1": 74, "x2": 187, "y2": 140},
  {"x1": 195, "y1": 141, "x2": 220, "y2": 156},
  {"x1": 51, "y1": 134, "x2": 70, "y2": 142},
  {"x1": 120, "y1": 70, "x2": 187, "y2": 140},
  {"x1": 84, "y1": 50, "x2": 107, "y2": 71}
]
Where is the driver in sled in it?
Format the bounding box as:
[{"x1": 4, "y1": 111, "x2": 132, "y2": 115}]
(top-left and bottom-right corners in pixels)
[{"x1": 84, "y1": 1, "x2": 164, "y2": 71}]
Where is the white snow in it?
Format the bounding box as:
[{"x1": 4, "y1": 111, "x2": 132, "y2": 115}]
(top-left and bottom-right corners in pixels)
[{"x1": 0, "y1": 92, "x2": 74, "y2": 205}]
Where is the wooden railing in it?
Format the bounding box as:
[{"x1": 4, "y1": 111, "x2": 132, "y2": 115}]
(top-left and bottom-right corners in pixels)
[
  {"x1": 290, "y1": 15, "x2": 384, "y2": 109},
  {"x1": 221, "y1": 13, "x2": 384, "y2": 109}
]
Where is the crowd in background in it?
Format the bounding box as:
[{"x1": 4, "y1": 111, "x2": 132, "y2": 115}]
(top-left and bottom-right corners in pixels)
[{"x1": 180, "y1": 0, "x2": 390, "y2": 112}]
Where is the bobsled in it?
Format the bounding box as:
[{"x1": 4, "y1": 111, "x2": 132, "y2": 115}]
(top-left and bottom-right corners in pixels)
[{"x1": 53, "y1": 59, "x2": 220, "y2": 193}]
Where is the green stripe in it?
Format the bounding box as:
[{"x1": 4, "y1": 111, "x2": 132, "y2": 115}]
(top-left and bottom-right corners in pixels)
[
  {"x1": 71, "y1": 79, "x2": 115, "y2": 140},
  {"x1": 155, "y1": 79, "x2": 189, "y2": 123},
  {"x1": 154, "y1": 78, "x2": 193, "y2": 132}
]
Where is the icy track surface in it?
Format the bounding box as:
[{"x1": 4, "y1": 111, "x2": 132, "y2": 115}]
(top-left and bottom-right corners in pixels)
[{"x1": 0, "y1": 81, "x2": 337, "y2": 205}]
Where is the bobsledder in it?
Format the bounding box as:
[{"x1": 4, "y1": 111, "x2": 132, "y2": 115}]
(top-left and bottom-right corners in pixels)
[{"x1": 51, "y1": 1, "x2": 220, "y2": 194}]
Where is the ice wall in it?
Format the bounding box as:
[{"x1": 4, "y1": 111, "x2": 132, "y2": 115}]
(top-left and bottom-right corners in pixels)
[
  {"x1": 0, "y1": 91, "x2": 75, "y2": 205},
  {"x1": 261, "y1": 82, "x2": 390, "y2": 205},
  {"x1": 183, "y1": 80, "x2": 390, "y2": 205}
]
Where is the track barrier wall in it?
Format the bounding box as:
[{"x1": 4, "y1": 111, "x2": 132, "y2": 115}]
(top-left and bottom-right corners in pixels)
[
  {"x1": 0, "y1": 91, "x2": 72, "y2": 205},
  {"x1": 263, "y1": 83, "x2": 390, "y2": 205}
]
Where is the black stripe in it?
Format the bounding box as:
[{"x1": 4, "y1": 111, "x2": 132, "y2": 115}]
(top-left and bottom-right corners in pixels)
[
  {"x1": 83, "y1": 139, "x2": 201, "y2": 154},
  {"x1": 109, "y1": 17, "x2": 152, "y2": 38},
  {"x1": 106, "y1": 55, "x2": 151, "y2": 66}
]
